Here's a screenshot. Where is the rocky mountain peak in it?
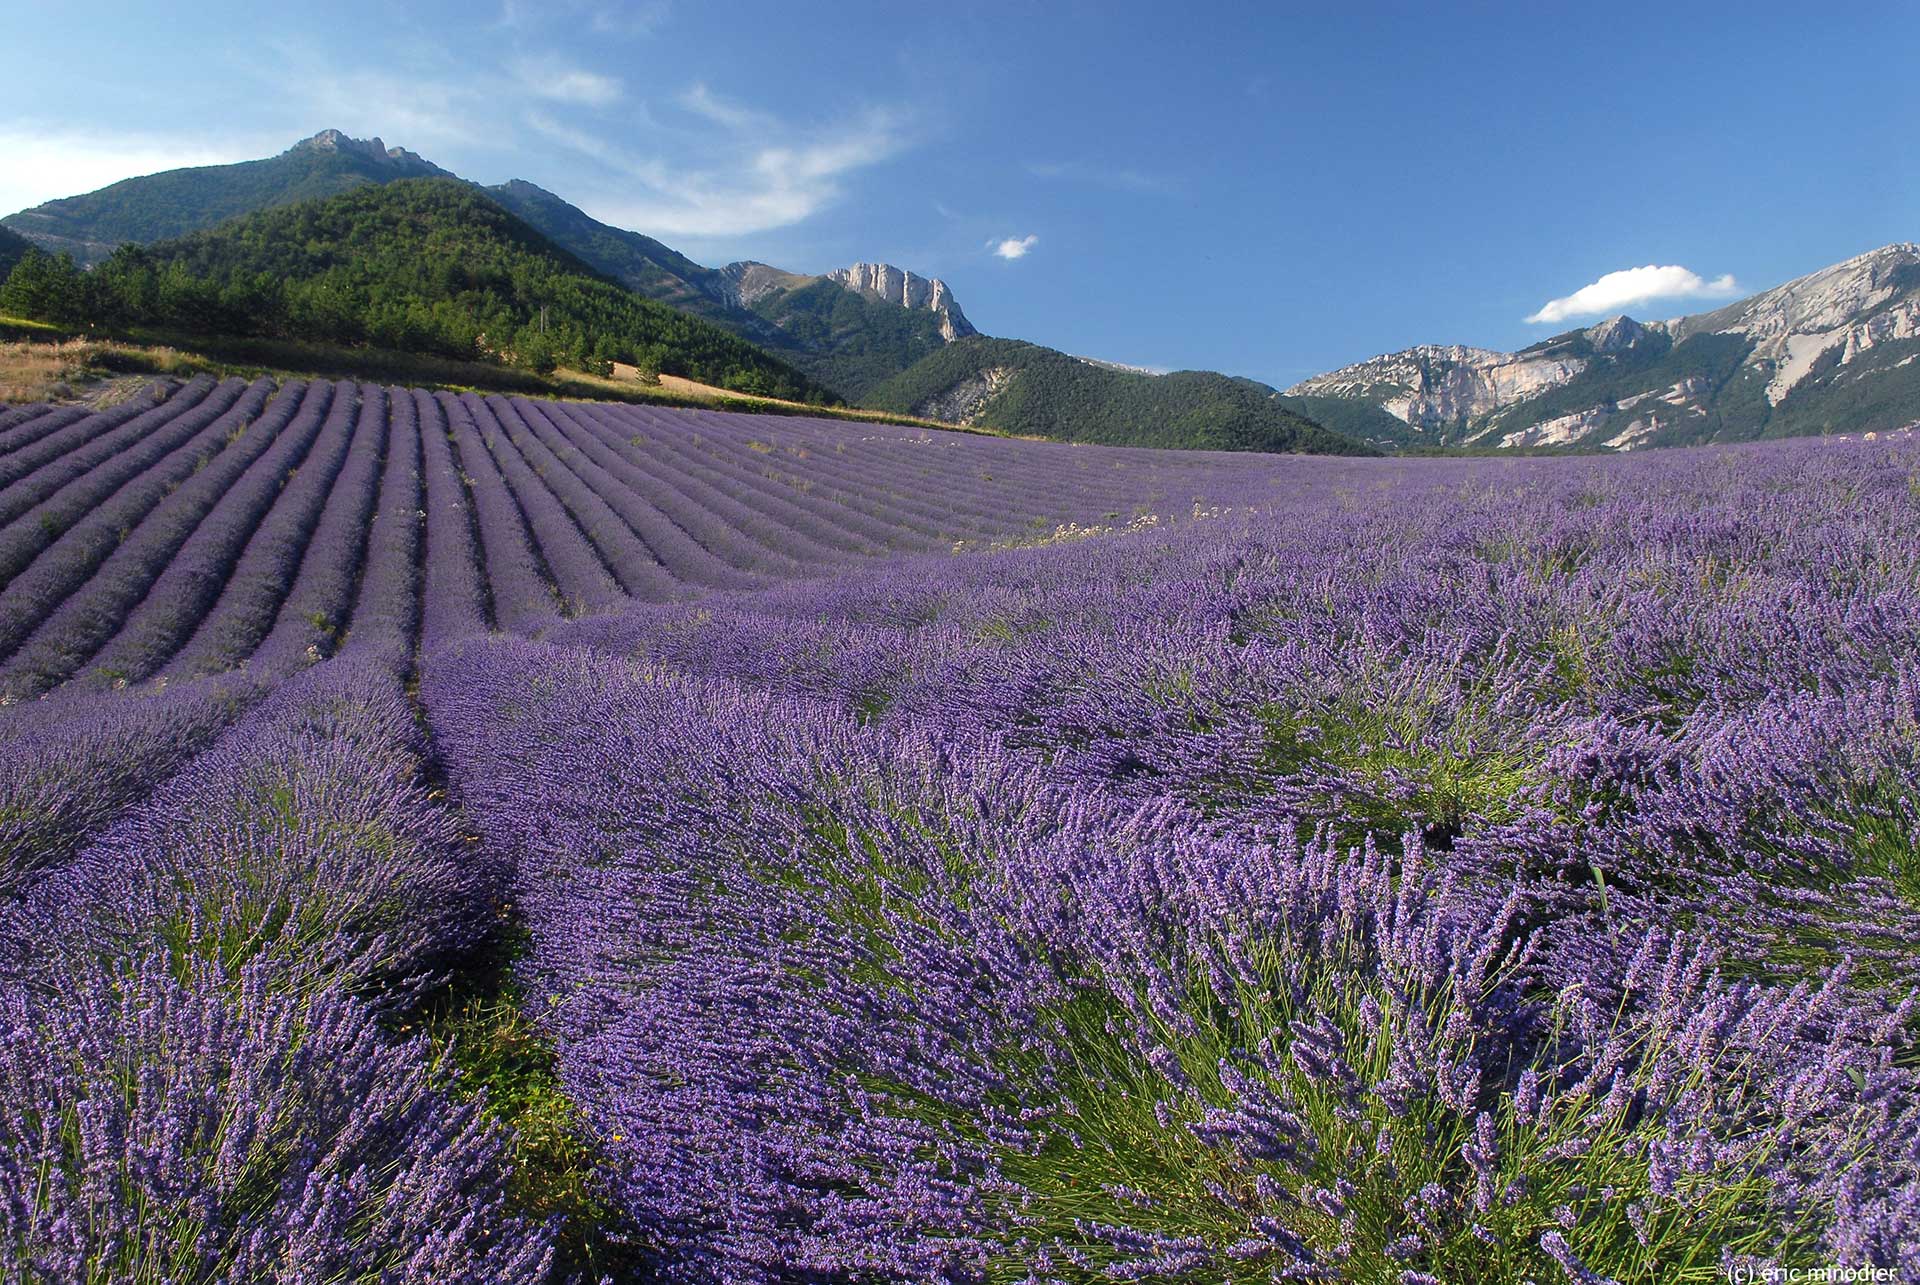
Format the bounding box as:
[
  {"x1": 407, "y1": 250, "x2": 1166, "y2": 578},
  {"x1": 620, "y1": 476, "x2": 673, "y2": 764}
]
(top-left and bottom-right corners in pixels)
[
  {"x1": 825, "y1": 262, "x2": 976, "y2": 340},
  {"x1": 712, "y1": 261, "x2": 810, "y2": 309},
  {"x1": 291, "y1": 129, "x2": 439, "y2": 171},
  {"x1": 1585, "y1": 314, "x2": 1649, "y2": 352},
  {"x1": 1670, "y1": 241, "x2": 1920, "y2": 405}
]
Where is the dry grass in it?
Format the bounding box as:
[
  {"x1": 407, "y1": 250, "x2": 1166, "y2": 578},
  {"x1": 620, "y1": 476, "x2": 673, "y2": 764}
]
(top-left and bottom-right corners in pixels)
[
  {"x1": 0, "y1": 318, "x2": 1003, "y2": 440},
  {"x1": 0, "y1": 335, "x2": 204, "y2": 404},
  {"x1": 557, "y1": 363, "x2": 1003, "y2": 434}
]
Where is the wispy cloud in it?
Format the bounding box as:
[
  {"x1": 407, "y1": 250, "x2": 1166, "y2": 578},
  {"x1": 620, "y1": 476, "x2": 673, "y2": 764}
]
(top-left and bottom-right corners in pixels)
[
  {"x1": 0, "y1": 123, "x2": 277, "y2": 216},
  {"x1": 498, "y1": 0, "x2": 669, "y2": 36},
  {"x1": 514, "y1": 56, "x2": 624, "y2": 106},
  {"x1": 990, "y1": 234, "x2": 1039, "y2": 260},
  {"x1": 530, "y1": 94, "x2": 913, "y2": 240},
  {"x1": 1027, "y1": 159, "x2": 1166, "y2": 194},
  {"x1": 1526, "y1": 264, "x2": 1742, "y2": 324},
  {"x1": 677, "y1": 83, "x2": 769, "y2": 132},
  {"x1": 255, "y1": 39, "x2": 494, "y2": 148}
]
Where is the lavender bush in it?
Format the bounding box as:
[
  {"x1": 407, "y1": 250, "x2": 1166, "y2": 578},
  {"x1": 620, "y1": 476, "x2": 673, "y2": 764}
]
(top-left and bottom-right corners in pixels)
[{"x1": 0, "y1": 951, "x2": 554, "y2": 1283}]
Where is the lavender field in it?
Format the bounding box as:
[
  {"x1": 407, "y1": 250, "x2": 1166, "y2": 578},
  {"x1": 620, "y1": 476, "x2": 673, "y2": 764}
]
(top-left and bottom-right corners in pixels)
[{"x1": 0, "y1": 376, "x2": 1915, "y2": 1282}]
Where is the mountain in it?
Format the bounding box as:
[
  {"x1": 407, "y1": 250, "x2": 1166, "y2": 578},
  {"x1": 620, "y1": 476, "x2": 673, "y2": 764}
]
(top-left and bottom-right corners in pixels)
[
  {"x1": 821, "y1": 262, "x2": 974, "y2": 341},
  {"x1": 479, "y1": 181, "x2": 973, "y2": 398},
  {"x1": 460, "y1": 189, "x2": 976, "y2": 400},
  {"x1": 866, "y1": 336, "x2": 1373, "y2": 455},
  {"x1": 467, "y1": 180, "x2": 980, "y2": 399},
  {"x1": 481, "y1": 178, "x2": 733, "y2": 325},
  {"x1": 699, "y1": 260, "x2": 971, "y2": 401},
  {"x1": 1288, "y1": 243, "x2": 1920, "y2": 449},
  {"x1": 0, "y1": 130, "x2": 1379, "y2": 454},
  {"x1": 75, "y1": 178, "x2": 830, "y2": 400},
  {"x1": 1, "y1": 130, "x2": 449, "y2": 266}
]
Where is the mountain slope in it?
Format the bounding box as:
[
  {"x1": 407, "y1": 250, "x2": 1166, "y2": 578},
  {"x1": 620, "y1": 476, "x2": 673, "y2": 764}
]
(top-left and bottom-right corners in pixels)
[
  {"x1": 1, "y1": 131, "x2": 449, "y2": 266},
  {"x1": 868, "y1": 336, "x2": 1373, "y2": 455},
  {"x1": 480, "y1": 179, "x2": 743, "y2": 325},
  {"x1": 408, "y1": 180, "x2": 970, "y2": 400},
  {"x1": 76, "y1": 178, "x2": 830, "y2": 400},
  {"x1": 1290, "y1": 243, "x2": 1920, "y2": 449}
]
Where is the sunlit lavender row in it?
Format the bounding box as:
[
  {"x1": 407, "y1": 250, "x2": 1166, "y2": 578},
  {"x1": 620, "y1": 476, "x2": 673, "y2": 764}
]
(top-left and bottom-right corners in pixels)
[{"x1": 0, "y1": 378, "x2": 1914, "y2": 1282}]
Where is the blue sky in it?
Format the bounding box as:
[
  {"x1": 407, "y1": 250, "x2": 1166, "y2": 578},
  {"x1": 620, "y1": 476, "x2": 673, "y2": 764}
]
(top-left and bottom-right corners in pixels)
[{"x1": 3, "y1": 1, "x2": 1914, "y2": 385}]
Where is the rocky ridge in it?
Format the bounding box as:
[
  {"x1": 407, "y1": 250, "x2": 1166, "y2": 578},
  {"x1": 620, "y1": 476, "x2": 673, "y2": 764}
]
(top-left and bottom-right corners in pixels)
[
  {"x1": 1287, "y1": 242, "x2": 1920, "y2": 449},
  {"x1": 824, "y1": 263, "x2": 975, "y2": 340},
  {"x1": 294, "y1": 129, "x2": 445, "y2": 173}
]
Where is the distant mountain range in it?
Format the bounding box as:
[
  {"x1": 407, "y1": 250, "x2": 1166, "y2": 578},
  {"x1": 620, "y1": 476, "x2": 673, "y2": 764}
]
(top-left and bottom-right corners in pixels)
[
  {"x1": 1286, "y1": 243, "x2": 1920, "y2": 449},
  {"x1": 0, "y1": 130, "x2": 1372, "y2": 454},
  {"x1": 3, "y1": 130, "x2": 1912, "y2": 452}
]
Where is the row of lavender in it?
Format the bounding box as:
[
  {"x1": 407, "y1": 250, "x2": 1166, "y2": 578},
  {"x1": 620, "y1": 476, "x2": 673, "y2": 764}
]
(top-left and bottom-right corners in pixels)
[
  {"x1": 0, "y1": 379, "x2": 1306, "y2": 887},
  {"x1": 429, "y1": 432, "x2": 1920, "y2": 1280},
  {"x1": 0, "y1": 380, "x2": 1363, "y2": 1278}
]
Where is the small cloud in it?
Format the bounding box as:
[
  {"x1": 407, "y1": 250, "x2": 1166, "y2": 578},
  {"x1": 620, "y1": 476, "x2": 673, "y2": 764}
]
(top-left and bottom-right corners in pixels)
[
  {"x1": 991, "y1": 234, "x2": 1038, "y2": 261},
  {"x1": 514, "y1": 57, "x2": 623, "y2": 106},
  {"x1": 1526, "y1": 264, "x2": 1742, "y2": 324}
]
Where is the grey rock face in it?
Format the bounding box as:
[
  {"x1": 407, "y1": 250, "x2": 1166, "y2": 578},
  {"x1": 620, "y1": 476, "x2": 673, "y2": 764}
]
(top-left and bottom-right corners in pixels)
[
  {"x1": 825, "y1": 263, "x2": 976, "y2": 340},
  {"x1": 913, "y1": 365, "x2": 1012, "y2": 423}
]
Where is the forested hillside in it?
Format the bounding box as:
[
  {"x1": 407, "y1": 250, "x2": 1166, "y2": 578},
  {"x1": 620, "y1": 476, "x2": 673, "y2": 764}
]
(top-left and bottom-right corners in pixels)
[
  {"x1": 1, "y1": 180, "x2": 831, "y2": 400},
  {"x1": 869, "y1": 336, "x2": 1372, "y2": 453}
]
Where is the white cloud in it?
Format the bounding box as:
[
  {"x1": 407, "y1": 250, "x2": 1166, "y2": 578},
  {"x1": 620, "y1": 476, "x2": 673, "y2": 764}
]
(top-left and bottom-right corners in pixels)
[
  {"x1": 991, "y1": 234, "x2": 1039, "y2": 260},
  {"x1": 0, "y1": 124, "x2": 277, "y2": 215},
  {"x1": 515, "y1": 57, "x2": 624, "y2": 107},
  {"x1": 1526, "y1": 264, "x2": 1742, "y2": 324},
  {"x1": 529, "y1": 98, "x2": 911, "y2": 240}
]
